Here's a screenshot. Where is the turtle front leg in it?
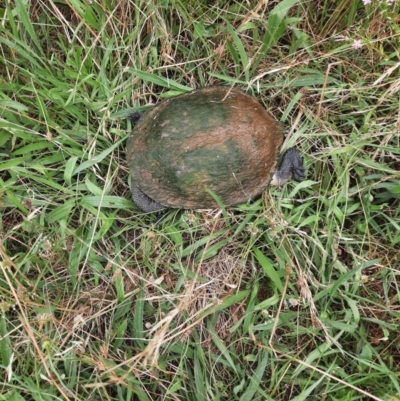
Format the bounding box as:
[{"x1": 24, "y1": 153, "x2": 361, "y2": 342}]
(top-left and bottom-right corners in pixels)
[
  {"x1": 127, "y1": 112, "x2": 142, "y2": 123},
  {"x1": 270, "y1": 148, "x2": 305, "y2": 186},
  {"x1": 131, "y1": 177, "x2": 165, "y2": 212}
]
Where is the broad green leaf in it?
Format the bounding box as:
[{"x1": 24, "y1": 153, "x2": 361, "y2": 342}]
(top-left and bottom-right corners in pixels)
[
  {"x1": 132, "y1": 288, "x2": 145, "y2": 349},
  {"x1": 239, "y1": 351, "x2": 269, "y2": 401},
  {"x1": 207, "y1": 320, "x2": 238, "y2": 375},
  {"x1": 0, "y1": 100, "x2": 29, "y2": 112},
  {"x1": 227, "y1": 22, "x2": 250, "y2": 81},
  {"x1": 215, "y1": 289, "x2": 251, "y2": 312},
  {"x1": 45, "y1": 199, "x2": 76, "y2": 224},
  {"x1": 80, "y1": 196, "x2": 132, "y2": 209},
  {"x1": 113, "y1": 319, "x2": 128, "y2": 349},
  {"x1": 64, "y1": 156, "x2": 78, "y2": 186},
  {"x1": 0, "y1": 157, "x2": 27, "y2": 170},
  {"x1": 11, "y1": 142, "x2": 53, "y2": 156},
  {"x1": 15, "y1": 0, "x2": 42, "y2": 52},
  {"x1": 0, "y1": 36, "x2": 43, "y2": 69},
  {"x1": 357, "y1": 158, "x2": 398, "y2": 174},
  {"x1": 194, "y1": 239, "x2": 229, "y2": 262},
  {"x1": 84, "y1": 175, "x2": 103, "y2": 196},
  {"x1": 194, "y1": 351, "x2": 207, "y2": 401},
  {"x1": 129, "y1": 69, "x2": 192, "y2": 92},
  {"x1": 72, "y1": 140, "x2": 122, "y2": 175},
  {"x1": 253, "y1": 247, "x2": 284, "y2": 291}
]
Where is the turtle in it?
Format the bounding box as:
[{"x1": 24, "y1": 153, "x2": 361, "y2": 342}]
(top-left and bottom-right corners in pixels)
[{"x1": 126, "y1": 86, "x2": 305, "y2": 212}]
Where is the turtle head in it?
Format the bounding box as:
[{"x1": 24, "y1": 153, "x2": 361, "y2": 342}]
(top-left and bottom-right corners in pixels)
[{"x1": 270, "y1": 148, "x2": 305, "y2": 186}]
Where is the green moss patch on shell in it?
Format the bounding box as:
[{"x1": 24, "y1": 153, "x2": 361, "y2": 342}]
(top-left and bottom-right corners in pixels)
[{"x1": 127, "y1": 86, "x2": 283, "y2": 209}]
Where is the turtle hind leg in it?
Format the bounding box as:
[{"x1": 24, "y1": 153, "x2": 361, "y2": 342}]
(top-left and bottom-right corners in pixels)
[
  {"x1": 131, "y1": 178, "x2": 165, "y2": 212},
  {"x1": 270, "y1": 148, "x2": 305, "y2": 186}
]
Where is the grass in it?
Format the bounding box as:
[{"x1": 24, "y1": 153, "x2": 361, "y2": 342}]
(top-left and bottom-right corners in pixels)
[{"x1": 0, "y1": 0, "x2": 399, "y2": 400}]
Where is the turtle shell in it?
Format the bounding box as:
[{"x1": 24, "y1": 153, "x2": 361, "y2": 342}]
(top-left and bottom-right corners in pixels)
[{"x1": 127, "y1": 86, "x2": 283, "y2": 209}]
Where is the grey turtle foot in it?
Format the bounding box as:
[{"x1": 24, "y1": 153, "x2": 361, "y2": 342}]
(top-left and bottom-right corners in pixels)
[
  {"x1": 127, "y1": 112, "x2": 142, "y2": 123},
  {"x1": 270, "y1": 148, "x2": 305, "y2": 186},
  {"x1": 131, "y1": 178, "x2": 165, "y2": 212}
]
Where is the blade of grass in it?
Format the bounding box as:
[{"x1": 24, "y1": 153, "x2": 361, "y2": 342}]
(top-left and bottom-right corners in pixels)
[{"x1": 14, "y1": 0, "x2": 42, "y2": 53}]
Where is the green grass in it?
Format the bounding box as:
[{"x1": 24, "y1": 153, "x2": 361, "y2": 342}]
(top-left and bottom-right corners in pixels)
[{"x1": 1, "y1": 0, "x2": 400, "y2": 400}]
